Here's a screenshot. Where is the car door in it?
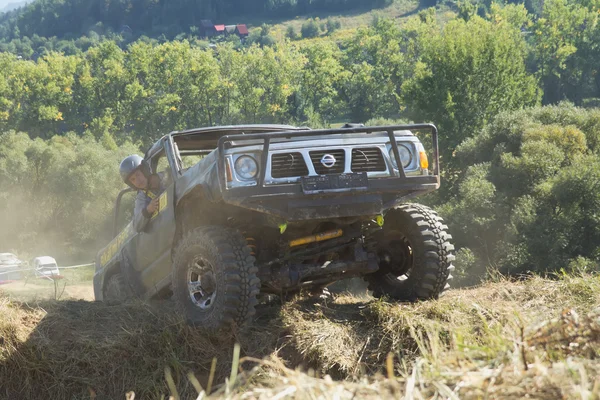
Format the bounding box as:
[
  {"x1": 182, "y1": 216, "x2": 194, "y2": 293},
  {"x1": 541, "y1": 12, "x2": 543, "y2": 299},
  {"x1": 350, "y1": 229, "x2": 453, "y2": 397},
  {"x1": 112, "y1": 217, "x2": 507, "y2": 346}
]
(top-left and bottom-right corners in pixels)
[{"x1": 131, "y1": 139, "x2": 178, "y2": 293}]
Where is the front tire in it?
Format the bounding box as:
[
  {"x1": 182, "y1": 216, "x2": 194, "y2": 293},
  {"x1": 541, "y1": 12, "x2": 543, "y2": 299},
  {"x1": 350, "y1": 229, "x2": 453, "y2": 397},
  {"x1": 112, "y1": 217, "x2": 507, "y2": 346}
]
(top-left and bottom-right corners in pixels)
[
  {"x1": 365, "y1": 204, "x2": 455, "y2": 301},
  {"x1": 172, "y1": 226, "x2": 260, "y2": 330}
]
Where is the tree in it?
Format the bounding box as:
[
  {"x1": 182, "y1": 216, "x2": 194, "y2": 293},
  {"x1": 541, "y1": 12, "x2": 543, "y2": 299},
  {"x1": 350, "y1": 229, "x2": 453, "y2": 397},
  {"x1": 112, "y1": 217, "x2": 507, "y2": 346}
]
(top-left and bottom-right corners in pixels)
[
  {"x1": 248, "y1": 24, "x2": 276, "y2": 47},
  {"x1": 0, "y1": 130, "x2": 139, "y2": 259},
  {"x1": 340, "y1": 18, "x2": 407, "y2": 121},
  {"x1": 301, "y1": 19, "x2": 320, "y2": 39},
  {"x1": 531, "y1": 0, "x2": 598, "y2": 104},
  {"x1": 298, "y1": 41, "x2": 348, "y2": 123},
  {"x1": 440, "y1": 103, "x2": 600, "y2": 275},
  {"x1": 402, "y1": 14, "x2": 540, "y2": 164},
  {"x1": 286, "y1": 25, "x2": 298, "y2": 40},
  {"x1": 326, "y1": 18, "x2": 341, "y2": 34}
]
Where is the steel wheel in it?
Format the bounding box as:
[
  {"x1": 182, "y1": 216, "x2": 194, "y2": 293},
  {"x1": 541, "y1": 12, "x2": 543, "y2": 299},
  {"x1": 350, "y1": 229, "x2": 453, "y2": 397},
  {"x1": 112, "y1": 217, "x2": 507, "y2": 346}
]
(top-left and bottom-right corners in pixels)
[
  {"x1": 187, "y1": 257, "x2": 217, "y2": 310},
  {"x1": 377, "y1": 231, "x2": 413, "y2": 281}
]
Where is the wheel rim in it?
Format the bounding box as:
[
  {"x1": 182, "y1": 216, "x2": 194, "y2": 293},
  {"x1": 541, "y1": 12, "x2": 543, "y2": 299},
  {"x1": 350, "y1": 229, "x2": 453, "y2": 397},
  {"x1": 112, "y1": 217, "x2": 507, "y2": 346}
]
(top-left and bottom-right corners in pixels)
[
  {"x1": 187, "y1": 257, "x2": 217, "y2": 310},
  {"x1": 377, "y1": 231, "x2": 413, "y2": 281}
]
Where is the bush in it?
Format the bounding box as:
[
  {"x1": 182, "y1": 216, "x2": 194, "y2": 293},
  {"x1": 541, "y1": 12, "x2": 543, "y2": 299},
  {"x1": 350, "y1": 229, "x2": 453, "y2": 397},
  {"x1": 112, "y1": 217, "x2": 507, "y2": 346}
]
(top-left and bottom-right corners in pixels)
[
  {"x1": 286, "y1": 25, "x2": 298, "y2": 40},
  {"x1": 567, "y1": 256, "x2": 600, "y2": 275},
  {"x1": 326, "y1": 18, "x2": 341, "y2": 34},
  {"x1": 301, "y1": 19, "x2": 320, "y2": 39},
  {"x1": 441, "y1": 104, "x2": 600, "y2": 275}
]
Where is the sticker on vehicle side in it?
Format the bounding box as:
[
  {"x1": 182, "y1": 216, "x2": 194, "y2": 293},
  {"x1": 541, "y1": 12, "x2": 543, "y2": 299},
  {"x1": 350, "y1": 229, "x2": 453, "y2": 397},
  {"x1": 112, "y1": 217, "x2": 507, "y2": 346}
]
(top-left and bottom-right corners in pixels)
[
  {"x1": 151, "y1": 191, "x2": 168, "y2": 219},
  {"x1": 100, "y1": 223, "x2": 134, "y2": 266}
]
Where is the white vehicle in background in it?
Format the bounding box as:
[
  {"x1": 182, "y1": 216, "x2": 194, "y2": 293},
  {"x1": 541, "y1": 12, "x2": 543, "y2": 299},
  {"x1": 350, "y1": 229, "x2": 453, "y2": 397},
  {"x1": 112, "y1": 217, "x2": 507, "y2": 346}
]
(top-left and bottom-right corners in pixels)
[
  {"x1": 32, "y1": 256, "x2": 60, "y2": 278},
  {"x1": 0, "y1": 253, "x2": 25, "y2": 281}
]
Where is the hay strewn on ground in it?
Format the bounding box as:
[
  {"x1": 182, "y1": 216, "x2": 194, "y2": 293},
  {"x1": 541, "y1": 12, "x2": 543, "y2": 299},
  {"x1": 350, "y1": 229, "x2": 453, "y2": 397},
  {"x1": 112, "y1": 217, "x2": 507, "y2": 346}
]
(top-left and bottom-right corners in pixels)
[{"x1": 1, "y1": 274, "x2": 600, "y2": 399}]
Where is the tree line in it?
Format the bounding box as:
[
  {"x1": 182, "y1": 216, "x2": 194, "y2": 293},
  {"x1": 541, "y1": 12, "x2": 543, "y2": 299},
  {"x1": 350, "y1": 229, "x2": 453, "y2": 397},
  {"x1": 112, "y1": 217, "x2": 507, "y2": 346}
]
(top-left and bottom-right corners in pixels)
[
  {"x1": 1, "y1": 1, "x2": 600, "y2": 276},
  {"x1": 0, "y1": 4, "x2": 549, "y2": 146},
  {"x1": 0, "y1": 0, "x2": 392, "y2": 41}
]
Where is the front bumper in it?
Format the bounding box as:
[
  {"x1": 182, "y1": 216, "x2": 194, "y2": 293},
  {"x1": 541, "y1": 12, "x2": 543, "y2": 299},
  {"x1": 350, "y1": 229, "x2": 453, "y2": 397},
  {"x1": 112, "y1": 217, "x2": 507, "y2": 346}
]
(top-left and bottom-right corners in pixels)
[{"x1": 222, "y1": 175, "x2": 440, "y2": 220}]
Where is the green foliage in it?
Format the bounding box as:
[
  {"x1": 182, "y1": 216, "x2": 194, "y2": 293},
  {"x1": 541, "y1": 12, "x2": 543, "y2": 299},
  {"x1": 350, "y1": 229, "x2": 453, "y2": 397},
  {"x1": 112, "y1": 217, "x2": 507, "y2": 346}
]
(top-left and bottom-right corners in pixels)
[
  {"x1": 248, "y1": 24, "x2": 276, "y2": 48},
  {"x1": 531, "y1": 0, "x2": 599, "y2": 105},
  {"x1": 0, "y1": 40, "x2": 311, "y2": 145},
  {"x1": 402, "y1": 14, "x2": 540, "y2": 161},
  {"x1": 0, "y1": 0, "x2": 386, "y2": 44},
  {"x1": 326, "y1": 18, "x2": 342, "y2": 34},
  {"x1": 0, "y1": 131, "x2": 138, "y2": 258},
  {"x1": 567, "y1": 256, "x2": 600, "y2": 274},
  {"x1": 301, "y1": 19, "x2": 320, "y2": 39},
  {"x1": 297, "y1": 41, "x2": 347, "y2": 123},
  {"x1": 286, "y1": 25, "x2": 298, "y2": 40},
  {"x1": 453, "y1": 247, "x2": 480, "y2": 284},
  {"x1": 0, "y1": 11, "x2": 537, "y2": 144},
  {"x1": 340, "y1": 18, "x2": 408, "y2": 121},
  {"x1": 441, "y1": 103, "x2": 600, "y2": 275},
  {"x1": 2, "y1": 1, "x2": 600, "y2": 274}
]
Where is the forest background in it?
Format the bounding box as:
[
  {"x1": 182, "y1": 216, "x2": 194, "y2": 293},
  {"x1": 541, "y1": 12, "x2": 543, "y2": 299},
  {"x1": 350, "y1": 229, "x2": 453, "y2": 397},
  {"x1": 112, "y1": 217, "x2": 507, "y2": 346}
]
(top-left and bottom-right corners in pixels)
[{"x1": 1, "y1": 0, "x2": 600, "y2": 284}]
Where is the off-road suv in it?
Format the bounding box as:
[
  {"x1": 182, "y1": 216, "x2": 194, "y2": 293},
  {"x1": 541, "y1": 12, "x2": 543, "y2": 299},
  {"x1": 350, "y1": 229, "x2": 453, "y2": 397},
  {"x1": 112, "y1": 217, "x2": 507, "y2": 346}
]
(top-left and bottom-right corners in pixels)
[{"x1": 94, "y1": 124, "x2": 455, "y2": 329}]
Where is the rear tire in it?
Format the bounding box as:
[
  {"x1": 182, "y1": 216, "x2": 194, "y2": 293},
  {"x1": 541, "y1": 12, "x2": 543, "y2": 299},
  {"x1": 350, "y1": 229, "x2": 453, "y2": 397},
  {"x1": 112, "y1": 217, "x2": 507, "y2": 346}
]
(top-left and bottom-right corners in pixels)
[
  {"x1": 172, "y1": 226, "x2": 260, "y2": 330},
  {"x1": 104, "y1": 273, "x2": 132, "y2": 302},
  {"x1": 365, "y1": 204, "x2": 455, "y2": 301}
]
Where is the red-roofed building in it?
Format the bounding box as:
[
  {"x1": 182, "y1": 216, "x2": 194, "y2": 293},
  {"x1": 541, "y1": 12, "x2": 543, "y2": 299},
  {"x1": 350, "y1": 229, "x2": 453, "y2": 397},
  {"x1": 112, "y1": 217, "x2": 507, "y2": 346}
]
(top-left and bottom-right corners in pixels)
[
  {"x1": 214, "y1": 25, "x2": 225, "y2": 35},
  {"x1": 236, "y1": 24, "x2": 249, "y2": 38}
]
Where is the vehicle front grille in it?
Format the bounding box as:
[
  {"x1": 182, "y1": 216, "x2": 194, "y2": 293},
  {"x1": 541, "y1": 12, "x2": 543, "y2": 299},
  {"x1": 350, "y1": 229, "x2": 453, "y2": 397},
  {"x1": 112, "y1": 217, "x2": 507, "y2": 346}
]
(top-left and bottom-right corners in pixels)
[
  {"x1": 309, "y1": 149, "x2": 346, "y2": 175},
  {"x1": 271, "y1": 152, "x2": 309, "y2": 178},
  {"x1": 351, "y1": 147, "x2": 386, "y2": 172}
]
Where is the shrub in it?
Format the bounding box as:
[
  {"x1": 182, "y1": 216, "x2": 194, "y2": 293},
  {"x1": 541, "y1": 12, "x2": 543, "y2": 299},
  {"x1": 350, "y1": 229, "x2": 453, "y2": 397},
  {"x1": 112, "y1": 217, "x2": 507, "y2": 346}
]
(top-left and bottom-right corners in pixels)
[
  {"x1": 301, "y1": 19, "x2": 320, "y2": 39},
  {"x1": 441, "y1": 104, "x2": 600, "y2": 275}
]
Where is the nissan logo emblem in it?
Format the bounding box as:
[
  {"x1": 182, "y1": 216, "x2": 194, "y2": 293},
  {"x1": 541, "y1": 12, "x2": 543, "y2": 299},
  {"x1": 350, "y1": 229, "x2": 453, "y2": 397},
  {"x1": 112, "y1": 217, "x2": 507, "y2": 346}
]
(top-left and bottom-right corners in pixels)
[{"x1": 320, "y1": 154, "x2": 336, "y2": 168}]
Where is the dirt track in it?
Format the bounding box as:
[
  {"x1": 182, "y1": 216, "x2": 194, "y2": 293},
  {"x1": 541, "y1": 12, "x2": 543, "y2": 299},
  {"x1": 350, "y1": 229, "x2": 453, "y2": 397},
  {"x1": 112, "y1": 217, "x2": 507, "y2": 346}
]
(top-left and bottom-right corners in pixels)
[{"x1": 0, "y1": 281, "x2": 94, "y2": 301}]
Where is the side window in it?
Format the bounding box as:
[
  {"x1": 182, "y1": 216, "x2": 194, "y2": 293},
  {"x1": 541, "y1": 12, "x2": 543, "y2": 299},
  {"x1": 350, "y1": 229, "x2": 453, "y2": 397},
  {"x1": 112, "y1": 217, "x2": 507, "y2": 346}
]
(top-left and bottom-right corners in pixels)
[
  {"x1": 156, "y1": 156, "x2": 170, "y2": 175},
  {"x1": 150, "y1": 151, "x2": 172, "y2": 186},
  {"x1": 115, "y1": 191, "x2": 136, "y2": 233}
]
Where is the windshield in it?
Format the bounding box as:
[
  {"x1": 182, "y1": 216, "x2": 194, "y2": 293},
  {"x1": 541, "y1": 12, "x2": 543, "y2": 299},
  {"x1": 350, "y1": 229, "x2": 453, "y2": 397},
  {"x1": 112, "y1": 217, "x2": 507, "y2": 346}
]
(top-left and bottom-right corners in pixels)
[{"x1": 40, "y1": 263, "x2": 57, "y2": 269}]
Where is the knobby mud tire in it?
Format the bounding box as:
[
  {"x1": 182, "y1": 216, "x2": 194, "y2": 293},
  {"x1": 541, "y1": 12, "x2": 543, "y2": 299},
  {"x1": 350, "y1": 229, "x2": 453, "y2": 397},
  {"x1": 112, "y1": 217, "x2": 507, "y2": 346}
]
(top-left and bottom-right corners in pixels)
[
  {"x1": 172, "y1": 226, "x2": 260, "y2": 330},
  {"x1": 365, "y1": 204, "x2": 455, "y2": 301}
]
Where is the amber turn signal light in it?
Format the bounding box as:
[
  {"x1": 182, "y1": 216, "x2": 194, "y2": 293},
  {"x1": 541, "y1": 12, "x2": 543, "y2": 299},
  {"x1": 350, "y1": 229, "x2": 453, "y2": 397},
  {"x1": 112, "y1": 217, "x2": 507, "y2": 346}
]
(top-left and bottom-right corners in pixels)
[
  {"x1": 419, "y1": 151, "x2": 429, "y2": 170},
  {"x1": 225, "y1": 159, "x2": 233, "y2": 182}
]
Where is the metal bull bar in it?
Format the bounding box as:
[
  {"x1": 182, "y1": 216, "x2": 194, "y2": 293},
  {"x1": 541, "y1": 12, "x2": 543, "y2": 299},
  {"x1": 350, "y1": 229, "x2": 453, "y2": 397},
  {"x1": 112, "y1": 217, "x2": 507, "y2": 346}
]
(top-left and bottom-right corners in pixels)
[{"x1": 216, "y1": 124, "x2": 440, "y2": 188}]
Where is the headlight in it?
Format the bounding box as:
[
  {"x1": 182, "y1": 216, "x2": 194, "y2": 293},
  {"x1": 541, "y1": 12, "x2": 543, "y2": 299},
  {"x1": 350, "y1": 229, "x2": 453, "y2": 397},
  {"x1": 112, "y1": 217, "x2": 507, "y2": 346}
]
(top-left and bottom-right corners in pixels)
[
  {"x1": 234, "y1": 155, "x2": 258, "y2": 180},
  {"x1": 389, "y1": 144, "x2": 412, "y2": 169}
]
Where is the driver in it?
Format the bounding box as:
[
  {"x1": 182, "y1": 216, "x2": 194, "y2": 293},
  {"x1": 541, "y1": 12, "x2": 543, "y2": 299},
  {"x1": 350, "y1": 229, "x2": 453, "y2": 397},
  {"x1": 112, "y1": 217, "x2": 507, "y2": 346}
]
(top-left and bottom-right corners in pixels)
[{"x1": 119, "y1": 155, "x2": 165, "y2": 232}]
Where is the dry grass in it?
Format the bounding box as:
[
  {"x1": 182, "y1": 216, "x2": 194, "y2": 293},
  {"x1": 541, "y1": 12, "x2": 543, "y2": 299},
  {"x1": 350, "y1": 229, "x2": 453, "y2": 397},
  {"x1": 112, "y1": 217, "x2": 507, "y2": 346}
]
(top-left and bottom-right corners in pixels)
[
  {"x1": 0, "y1": 265, "x2": 96, "y2": 301},
  {"x1": 265, "y1": 0, "x2": 419, "y2": 38},
  {"x1": 1, "y1": 273, "x2": 600, "y2": 399},
  {"x1": 262, "y1": 0, "x2": 460, "y2": 44}
]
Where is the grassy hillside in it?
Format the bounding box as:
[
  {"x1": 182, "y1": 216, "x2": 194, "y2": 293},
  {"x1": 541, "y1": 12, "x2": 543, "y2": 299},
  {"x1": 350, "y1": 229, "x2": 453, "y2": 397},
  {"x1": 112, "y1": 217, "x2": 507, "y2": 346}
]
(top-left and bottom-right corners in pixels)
[
  {"x1": 267, "y1": 0, "x2": 421, "y2": 37},
  {"x1": 265, "y1": 0, "x2": 459, "y2": 41},
  {"x1": 0, "y1": 0, "x2": 398, "y2": 41},
  {"x1": 1, "y1": 273, "x2": 599, "y2": 399}
]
